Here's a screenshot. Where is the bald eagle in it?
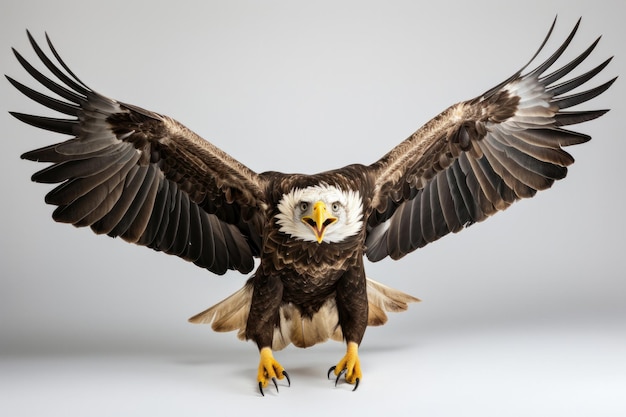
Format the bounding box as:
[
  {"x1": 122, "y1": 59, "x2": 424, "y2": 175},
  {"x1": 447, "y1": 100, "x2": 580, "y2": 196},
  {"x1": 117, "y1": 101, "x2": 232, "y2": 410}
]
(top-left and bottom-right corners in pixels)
[{"x1": 8, "y1": 18, "x2": 614, "y2": 395}]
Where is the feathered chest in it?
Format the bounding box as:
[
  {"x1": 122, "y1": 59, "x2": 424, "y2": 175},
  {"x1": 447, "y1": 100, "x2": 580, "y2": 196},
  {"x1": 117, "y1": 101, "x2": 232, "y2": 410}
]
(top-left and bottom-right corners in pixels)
[
  {"x1": 264, "y1": 229, "x2": 362, "y2": 277},
  {"x1": 264, "y1": 235, "x2": 364, "y2": 311}
]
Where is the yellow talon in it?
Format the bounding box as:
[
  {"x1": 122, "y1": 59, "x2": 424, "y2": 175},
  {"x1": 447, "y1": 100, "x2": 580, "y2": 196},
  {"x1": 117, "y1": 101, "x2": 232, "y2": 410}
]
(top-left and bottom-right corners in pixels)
[
  {"x1": 329, "y1": 341, "x2": 362, "y2": 389},
  {"x1": 257, "y1": 347, "x2": 290, "y2": 396}
]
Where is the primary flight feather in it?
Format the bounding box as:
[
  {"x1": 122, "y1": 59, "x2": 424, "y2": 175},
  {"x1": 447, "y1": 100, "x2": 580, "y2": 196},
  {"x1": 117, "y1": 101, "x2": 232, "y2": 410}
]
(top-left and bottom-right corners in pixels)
[{"x1": 8, "y1": 18, "x2": 615, "y2": 394}]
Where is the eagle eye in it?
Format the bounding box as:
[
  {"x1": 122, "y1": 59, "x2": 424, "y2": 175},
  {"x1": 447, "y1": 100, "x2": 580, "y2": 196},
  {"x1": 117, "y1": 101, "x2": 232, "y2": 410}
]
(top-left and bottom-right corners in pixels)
[
  {"x1": 331, "y1": 202, "x2": 341, "y2": 212},
  {"x1": 299, "y1": 202, "x2": 309, "y2": 212}
]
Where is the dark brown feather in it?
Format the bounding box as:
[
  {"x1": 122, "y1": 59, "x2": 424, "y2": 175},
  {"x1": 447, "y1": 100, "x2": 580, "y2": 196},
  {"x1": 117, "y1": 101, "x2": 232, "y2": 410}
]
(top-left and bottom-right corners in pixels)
[
  {"x1": 12, "y1": 33, "x2": 261, "y2": 275},
  {"x1": 365, "y1": 20, "x2": 614, "y2": 261}
]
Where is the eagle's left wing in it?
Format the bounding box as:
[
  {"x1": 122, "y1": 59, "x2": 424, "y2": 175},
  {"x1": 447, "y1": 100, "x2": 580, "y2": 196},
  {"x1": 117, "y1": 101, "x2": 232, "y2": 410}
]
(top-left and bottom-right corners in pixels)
[{"x1": 365, "y1": 19, "x2": 615, "y2": 262}]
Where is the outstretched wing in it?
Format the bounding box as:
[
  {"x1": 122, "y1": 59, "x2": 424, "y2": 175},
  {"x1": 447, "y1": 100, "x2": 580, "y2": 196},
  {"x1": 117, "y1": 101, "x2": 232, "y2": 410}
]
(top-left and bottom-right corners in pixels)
[
  {"x1": 8, "y1": 32, "x2": 267, "y2": 275},
  {"x1": 365, "y1": 18, "x2": 615, "y2": 262}
]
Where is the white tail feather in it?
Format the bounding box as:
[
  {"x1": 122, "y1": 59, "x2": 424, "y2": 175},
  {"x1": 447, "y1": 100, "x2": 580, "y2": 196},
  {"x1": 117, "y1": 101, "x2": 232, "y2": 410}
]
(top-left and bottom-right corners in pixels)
[
  {"x1": 188, "y1": 283, "x2": 253, "y2": 341},
  {"x1": 365, "y1": 279, "x2": 420, "y2": 326},
  {"x1": 188, "y1": 278, "x2": 419, "y2": 350}
]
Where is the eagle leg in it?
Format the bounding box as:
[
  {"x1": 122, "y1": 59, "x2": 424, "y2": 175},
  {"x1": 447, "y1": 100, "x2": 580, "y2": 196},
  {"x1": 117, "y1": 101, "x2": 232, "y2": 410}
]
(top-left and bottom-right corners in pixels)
[
  {"x1": 327, "y1": 341, "x2": 361, "y2": 391},
  {"x1": 257, "y1": 347, "x2": 290, "y2": 396}
]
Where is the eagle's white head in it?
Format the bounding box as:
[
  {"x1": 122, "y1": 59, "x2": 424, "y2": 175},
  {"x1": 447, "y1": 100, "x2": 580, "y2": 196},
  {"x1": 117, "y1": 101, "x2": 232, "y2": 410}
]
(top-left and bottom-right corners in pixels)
[{"x1": 275, "y1": 183, "x2": 363, "y2": 244}]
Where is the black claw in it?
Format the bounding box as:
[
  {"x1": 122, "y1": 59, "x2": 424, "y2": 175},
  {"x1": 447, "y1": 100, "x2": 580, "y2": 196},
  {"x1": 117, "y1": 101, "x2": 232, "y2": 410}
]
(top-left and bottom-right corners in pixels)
[
  {"x1": 282, "y1": 370, "x2": 291, "y2": 387},
  {"x1": 259, "y1": 372, "x2": 290, "y2": 396},
  {"x1": 335, "y1": 368, "x2": 346, "y2": 387},
  {"x1": 328, "y1": 366, "x2": 360, "y2": 391}
]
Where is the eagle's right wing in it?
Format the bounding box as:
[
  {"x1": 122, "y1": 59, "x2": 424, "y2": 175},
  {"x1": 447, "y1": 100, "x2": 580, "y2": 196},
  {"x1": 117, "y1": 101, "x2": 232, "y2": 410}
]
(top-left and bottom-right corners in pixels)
[{"x1": 8, "y1": 32, "x2": 268, "y2": 275}]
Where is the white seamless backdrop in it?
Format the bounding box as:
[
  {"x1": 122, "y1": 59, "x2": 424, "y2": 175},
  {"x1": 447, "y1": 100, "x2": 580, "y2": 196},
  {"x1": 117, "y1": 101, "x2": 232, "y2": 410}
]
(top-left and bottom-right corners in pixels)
[{"x1": 1, "y1": 1, "x2": 624, "y2": 416}]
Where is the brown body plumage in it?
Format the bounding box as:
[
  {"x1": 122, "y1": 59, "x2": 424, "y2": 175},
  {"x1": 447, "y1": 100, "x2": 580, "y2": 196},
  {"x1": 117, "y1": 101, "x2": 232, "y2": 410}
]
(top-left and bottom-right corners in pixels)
[{"x1": 8, "y1": 18, "x2": 615, "y2": 393}]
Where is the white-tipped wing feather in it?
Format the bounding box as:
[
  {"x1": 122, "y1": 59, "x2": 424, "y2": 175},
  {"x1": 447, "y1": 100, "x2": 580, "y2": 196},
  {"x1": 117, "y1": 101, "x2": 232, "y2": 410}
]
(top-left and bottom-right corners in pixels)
[{"x1": 365, "y1": 19, "x2": 615, "y2": 262}]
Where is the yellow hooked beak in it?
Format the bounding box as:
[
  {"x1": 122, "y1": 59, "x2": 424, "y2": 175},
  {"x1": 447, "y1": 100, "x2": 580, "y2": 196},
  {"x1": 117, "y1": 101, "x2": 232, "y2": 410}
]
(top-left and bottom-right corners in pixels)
[{"x1": 301, "y1": 201, "x2": 338, "y2": 244}]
